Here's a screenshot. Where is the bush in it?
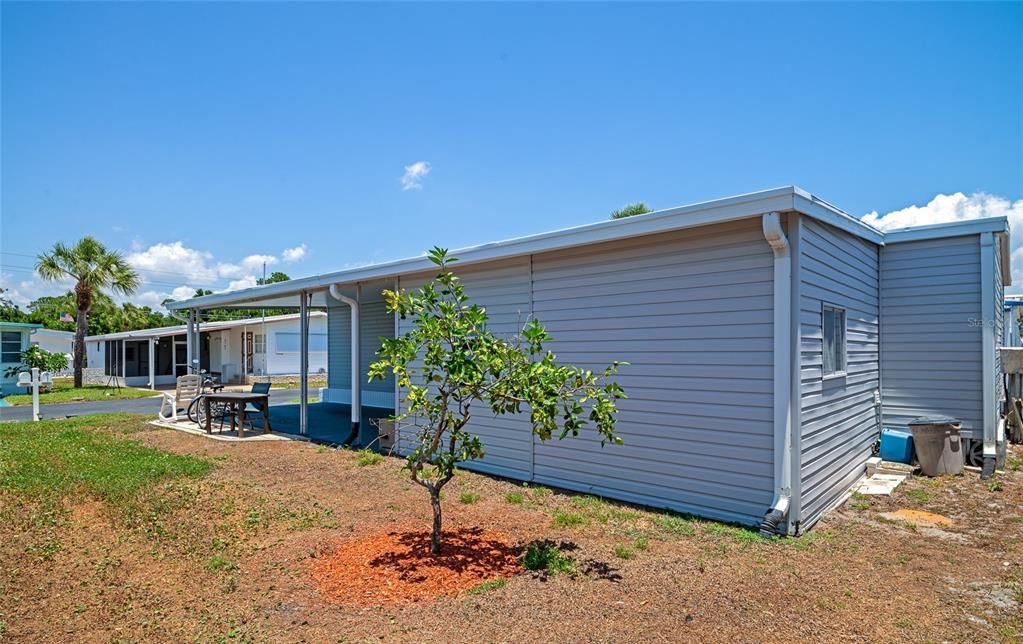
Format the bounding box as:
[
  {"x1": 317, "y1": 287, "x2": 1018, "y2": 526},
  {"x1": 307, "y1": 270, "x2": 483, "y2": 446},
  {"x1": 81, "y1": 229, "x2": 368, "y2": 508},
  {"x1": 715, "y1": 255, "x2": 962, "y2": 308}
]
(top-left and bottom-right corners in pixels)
[
  {"x1": 354, "y1": 450, "x2": 383, "y2": 467},
  {"x1": 521, "y1": 540, "x2": 575, "y2": 574},
  {"x1": 459, "y1": 491, "x2": 481, "y2": 504},
  {"x1": 3, "y1": 346, "x2": 69, "y2": 383}
]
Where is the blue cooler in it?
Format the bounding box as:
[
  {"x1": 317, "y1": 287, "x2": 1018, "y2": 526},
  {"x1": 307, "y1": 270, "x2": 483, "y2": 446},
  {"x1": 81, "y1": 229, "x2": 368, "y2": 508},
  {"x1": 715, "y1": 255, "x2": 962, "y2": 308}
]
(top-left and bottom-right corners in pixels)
[{"x1": 879, "y1": 428, "x2": 914, "y2": 464}]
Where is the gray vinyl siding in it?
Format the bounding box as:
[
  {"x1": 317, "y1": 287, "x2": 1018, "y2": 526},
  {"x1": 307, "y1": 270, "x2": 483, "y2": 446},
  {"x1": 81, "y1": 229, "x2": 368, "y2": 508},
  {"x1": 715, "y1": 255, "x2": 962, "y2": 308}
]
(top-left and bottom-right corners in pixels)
[
  {"x1": 397, "y1": 258, "x2": 535, "y2": 480},
  {"x1": 798, "y1": 218, "x2": 880, "y2": 528},
  {"x1": 327, "y1": 287, "x2": 395, "y2": 400},
  {"x1": 880, "y1": 235, "x2": 983, "y2": 435},
  {"x1": 531, "y1": 219, "x2": 775, "y2": 526}
]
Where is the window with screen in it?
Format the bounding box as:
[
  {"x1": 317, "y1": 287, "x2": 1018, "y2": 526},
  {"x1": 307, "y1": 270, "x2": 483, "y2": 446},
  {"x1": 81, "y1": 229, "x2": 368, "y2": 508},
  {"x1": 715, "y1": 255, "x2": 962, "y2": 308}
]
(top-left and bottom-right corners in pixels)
[
  {"x1": 254, "y1": 334, "x2": 266, "y2": 354},
  {"x1": 822, "y1": 304, "x2": 847, "y2": 376},
  {"x1": 1, "y1": 331, "x2": 22, "y2": 363}
]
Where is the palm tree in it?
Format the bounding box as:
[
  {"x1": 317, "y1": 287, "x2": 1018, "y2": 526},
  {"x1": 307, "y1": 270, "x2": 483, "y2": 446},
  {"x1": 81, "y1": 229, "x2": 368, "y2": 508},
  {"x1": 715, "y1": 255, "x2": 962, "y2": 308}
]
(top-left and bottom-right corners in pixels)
[{"x1": 36, "y1": 237, "x2": 140, "y2": 387}]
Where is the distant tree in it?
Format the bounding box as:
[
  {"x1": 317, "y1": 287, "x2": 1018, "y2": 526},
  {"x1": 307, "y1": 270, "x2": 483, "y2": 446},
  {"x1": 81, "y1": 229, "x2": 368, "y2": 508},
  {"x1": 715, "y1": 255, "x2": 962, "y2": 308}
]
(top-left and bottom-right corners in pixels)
[
  {"x1": 610, "y1": 202, "x2": 652, "y2": 220},
  {"x1": 36, "y1": 237, "x2": 140, "y2": 387},
  {"x1": 258, "y1": 271, "x2": 290, "y2": 285},
  {"x1": 370, "y1": 247, "x2": 627, "y2": 554},
  {"x1": 0, "y1": 287, "x2": 28, "y2": 323}
]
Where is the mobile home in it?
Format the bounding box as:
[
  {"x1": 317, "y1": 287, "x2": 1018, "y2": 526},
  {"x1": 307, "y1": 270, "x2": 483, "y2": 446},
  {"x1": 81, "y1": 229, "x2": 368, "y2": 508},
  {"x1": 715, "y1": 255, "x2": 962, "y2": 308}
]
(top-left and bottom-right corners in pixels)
[
  {"x1": 86, "y1": 312, "x2": 327, "y2": 388},
  {"x1": 168, "y1": 187, "x2": 1010, "y2": 535}
]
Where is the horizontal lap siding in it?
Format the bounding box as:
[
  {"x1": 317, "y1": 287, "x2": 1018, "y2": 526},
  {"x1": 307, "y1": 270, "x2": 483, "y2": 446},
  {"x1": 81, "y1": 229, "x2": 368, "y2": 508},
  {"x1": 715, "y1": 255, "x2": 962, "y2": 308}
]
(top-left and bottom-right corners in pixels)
[
  {"x1": 328, "y1": 288, "x2": 396, "y2": 400},
  {"x1": 880, "y1": 236, "x2": 983, "y2": 434},
  {"x1": 397, "y1": 259, "x2": 535, "y2": 480},
  {"x1": 799, "y1": 218, "x2": 880, "y2": 528},
  {"x1": 532, "y1": 219, "x2": 774, "y2": 526}
]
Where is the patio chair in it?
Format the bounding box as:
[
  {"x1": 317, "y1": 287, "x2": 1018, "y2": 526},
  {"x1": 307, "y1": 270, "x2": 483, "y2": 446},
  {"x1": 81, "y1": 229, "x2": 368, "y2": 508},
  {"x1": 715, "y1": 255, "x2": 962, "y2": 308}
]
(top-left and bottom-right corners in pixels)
[
  {"x1": 158, "y1": 374, "x2": 201, "y2": 422},
  {"x1": 226, "y1": 382, "x2": 272, "y2": 431}
]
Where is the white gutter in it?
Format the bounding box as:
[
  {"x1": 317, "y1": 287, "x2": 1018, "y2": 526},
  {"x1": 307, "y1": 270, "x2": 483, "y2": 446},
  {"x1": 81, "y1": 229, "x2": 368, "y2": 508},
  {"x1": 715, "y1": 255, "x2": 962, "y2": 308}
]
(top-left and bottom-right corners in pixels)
[
  {"x1": 761, "y1": 212, "x2": 794, "y2": 535},
  {"x1": 329, "y1": 283, "x2": 361, "y2": 444}
]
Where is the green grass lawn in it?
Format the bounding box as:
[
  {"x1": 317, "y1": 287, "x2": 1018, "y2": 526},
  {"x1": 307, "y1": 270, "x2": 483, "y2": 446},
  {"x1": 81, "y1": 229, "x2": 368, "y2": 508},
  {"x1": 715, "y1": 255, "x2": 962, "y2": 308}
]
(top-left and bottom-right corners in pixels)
[
  {"x1": 3, "y1": 380, "x2": 158, "y2": 406},
  {"x1": 0, "y1": 414, "x2": 211, "y2": 503},
  {"x1": 0, "y1": 413, "x2": 213, "y2": 564}
]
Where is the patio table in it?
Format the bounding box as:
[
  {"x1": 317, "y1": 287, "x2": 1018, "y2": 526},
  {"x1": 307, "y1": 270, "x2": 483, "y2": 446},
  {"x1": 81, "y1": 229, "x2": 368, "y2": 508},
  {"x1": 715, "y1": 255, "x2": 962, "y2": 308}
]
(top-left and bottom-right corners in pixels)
[{"x1": 202, "y1": 392, "x2": 272, "y2": 437}]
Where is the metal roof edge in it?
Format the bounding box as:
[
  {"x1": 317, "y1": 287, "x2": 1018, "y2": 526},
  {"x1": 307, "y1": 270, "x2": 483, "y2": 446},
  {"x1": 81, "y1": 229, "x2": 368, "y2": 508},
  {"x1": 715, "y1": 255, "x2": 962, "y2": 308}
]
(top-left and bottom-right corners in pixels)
[
  {"x1": 85, "y1": 312, "x2": 325, "y2": 341},
  {"x1": 172, "y1": 187, "x2": 1012, "y2": 312},
  {"x1": 881, "y1": 216, "x2": 1010, "y2": 243},
  {"x1": 171, "y1": 186, "x2": 808, "y2": 311}
]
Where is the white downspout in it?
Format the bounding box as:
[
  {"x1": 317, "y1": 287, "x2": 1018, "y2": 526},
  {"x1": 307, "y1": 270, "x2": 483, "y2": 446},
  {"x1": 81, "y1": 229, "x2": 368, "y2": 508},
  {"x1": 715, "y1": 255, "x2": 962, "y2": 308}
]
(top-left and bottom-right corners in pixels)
[
  {"x1": 980, "y1": 231, "x2": 997, "y2": 477},
  {"x1": 329, "y1": 283, "x2": 361, "y2": 445},
  {"x1": 761, "y1": 212, "x2": 794, "y2": 535}
]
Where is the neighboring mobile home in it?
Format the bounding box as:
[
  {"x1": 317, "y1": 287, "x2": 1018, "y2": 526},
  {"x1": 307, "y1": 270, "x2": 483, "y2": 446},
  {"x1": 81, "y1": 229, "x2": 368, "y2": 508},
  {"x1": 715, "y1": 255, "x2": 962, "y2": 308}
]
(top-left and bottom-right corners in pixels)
[
  {"x1": 30, "y1": 328, "x2": 75, "y2": 357},
  {"x1": 86, "y1": 312, "x2": 327, "y2": 388},
  {"x1": 0, "y1": 322, "x2": 42, "y2": 396},
  {"x1": 167, "y1": 187, "x2": 1010, "y2": 535}
]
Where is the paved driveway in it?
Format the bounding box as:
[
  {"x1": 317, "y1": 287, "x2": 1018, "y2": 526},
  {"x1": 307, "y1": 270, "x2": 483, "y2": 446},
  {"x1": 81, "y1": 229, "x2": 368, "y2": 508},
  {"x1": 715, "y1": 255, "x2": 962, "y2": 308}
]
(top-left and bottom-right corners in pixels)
[{"x1": 0, "y1": 388, "x2": 304, "y2": 423}]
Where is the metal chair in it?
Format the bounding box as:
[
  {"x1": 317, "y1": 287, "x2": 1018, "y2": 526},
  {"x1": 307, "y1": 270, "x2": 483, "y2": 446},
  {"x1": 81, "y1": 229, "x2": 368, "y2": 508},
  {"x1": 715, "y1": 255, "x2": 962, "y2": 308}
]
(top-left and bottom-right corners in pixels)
[{"x1": 229, "y1": 382, "x2": 272, "y2": 431}]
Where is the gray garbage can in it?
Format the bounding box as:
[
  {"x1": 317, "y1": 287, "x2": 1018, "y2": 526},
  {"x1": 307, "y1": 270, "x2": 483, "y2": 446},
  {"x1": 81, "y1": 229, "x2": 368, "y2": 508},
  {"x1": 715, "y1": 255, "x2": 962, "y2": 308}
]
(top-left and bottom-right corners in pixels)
[{"x1": 908, "y1": 416, "x2": 963, "y2": 476}]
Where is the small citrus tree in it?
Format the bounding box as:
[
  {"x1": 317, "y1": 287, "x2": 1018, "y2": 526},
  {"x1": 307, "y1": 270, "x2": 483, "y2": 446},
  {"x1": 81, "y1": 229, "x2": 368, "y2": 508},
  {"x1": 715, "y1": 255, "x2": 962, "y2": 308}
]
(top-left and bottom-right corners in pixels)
[{"x1": 369, "y1": 247, "x2": 626, "y2": 554}]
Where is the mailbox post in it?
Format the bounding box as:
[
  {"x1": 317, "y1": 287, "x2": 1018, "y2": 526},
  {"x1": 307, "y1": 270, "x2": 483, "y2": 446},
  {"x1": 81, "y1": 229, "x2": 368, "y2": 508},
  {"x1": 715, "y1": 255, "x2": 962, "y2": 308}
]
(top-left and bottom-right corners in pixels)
[{"x1": 17, "y1": 368, "x2": 52, "y2": 422}]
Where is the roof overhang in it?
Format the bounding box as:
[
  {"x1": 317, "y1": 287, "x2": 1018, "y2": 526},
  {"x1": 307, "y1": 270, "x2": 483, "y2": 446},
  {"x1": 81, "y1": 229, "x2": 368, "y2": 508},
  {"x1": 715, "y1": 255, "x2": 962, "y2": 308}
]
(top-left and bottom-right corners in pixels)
[
  {"x1": 169, "y1": 186, "x2": 883, "y2": 311},
  {"x1": 167, "y1": 187, "x2": 1013, "y2": 312}
]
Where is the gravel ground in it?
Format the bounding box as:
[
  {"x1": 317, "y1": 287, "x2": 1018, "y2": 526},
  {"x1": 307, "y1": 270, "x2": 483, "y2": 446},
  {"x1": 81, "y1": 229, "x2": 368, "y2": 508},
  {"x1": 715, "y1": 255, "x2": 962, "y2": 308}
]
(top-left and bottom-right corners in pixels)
[{"x1": 1, "y1": 418, "x2": 1020, "y2": 643}]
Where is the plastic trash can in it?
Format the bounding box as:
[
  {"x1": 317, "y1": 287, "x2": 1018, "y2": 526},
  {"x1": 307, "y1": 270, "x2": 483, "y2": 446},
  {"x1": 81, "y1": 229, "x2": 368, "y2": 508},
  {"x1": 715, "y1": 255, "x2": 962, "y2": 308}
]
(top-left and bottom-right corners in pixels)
[{"x1": 908, "y1": 416, "x2": 963, "y2": 476}]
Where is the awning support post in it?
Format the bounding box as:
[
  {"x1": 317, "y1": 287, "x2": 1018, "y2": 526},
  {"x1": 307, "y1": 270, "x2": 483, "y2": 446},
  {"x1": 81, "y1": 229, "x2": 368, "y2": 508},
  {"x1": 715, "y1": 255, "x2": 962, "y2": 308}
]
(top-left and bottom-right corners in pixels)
[
  {"x1": 185, "y1": 311, "x2": 195, "y2": 376},
  {"x1": 300, "y1": 291, "x2": 309, "y2": 436},
  {"x1": 148, "y1": 338, "x2": 156, "y2": 389}
]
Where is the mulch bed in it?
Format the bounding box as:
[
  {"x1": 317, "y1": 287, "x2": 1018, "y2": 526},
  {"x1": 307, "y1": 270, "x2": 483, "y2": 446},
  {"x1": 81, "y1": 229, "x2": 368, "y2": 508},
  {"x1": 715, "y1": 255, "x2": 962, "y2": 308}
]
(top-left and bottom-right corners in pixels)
[{"x1": 311, "y1": 526, "x2": 521, "y2": 605}]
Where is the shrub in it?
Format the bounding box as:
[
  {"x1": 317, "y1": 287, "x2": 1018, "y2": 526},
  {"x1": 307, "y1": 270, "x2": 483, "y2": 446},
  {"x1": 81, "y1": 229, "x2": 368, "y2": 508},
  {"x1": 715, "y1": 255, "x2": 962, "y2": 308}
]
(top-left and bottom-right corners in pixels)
[
  {"x1": 504, "y1": 492, "x2": 525, "y2": 505},
  {"x1": 522, "y1": 540, "x2": 575, "y2": 574},
  {"x1": 355, "y1": 450, "x2": 383, "y2": 467},
  {"x1": 459, "y1": 491, "x2": 480, "y2": 504}
]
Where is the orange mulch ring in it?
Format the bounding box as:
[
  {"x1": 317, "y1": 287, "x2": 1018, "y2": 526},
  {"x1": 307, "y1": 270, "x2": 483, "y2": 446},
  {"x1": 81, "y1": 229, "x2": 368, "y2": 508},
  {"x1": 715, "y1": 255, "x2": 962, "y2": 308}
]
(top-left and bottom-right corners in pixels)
[{"x1": 311, "y1": 526, "x2": 521, "y2": 606}]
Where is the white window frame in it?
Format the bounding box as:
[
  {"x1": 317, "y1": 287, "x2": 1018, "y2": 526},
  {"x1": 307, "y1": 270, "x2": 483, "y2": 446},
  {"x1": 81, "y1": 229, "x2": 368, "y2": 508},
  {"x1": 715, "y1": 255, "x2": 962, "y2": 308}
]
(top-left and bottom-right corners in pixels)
[
  {"x1": 254, "y1": 333, "x2": 266, "y2": 355},
  {"x1": 1, "y1": 331, "x2": 24, "y2": 364},
  {"x1": 822, "y1": 303, "x2": 847, "y2": 377}
]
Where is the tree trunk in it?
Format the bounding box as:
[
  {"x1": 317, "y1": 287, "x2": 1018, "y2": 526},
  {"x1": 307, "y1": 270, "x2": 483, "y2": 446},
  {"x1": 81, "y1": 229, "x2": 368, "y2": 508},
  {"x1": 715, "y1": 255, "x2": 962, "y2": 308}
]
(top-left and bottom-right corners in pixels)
[
  {"x1": 430, "y1": 488, "x2": 443, "y2": 555},
  {"x1": 73, "y1": 307, "x2": 88, "y2": 388}
]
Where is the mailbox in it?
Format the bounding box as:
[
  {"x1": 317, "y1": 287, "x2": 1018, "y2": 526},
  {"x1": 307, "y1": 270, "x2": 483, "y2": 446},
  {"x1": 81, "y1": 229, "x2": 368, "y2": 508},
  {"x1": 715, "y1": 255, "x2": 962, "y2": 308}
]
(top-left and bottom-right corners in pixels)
[
  {"x1": 16, "y1": 372, "x2": 32, "y2": 387},
  {"x1": 39, "y1": 372, "x2": 53, "y2": 385}
]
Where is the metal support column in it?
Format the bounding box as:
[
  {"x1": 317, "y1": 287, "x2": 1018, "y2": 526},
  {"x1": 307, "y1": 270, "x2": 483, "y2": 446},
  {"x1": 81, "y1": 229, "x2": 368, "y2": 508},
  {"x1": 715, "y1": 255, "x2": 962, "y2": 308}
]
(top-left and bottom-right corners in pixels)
[
  {"x1": 148, "y1": 337, "x2": 156, "y2": 389},
  {"x1": 299, "y1": 291, "x2": 309, "y2": 435}
]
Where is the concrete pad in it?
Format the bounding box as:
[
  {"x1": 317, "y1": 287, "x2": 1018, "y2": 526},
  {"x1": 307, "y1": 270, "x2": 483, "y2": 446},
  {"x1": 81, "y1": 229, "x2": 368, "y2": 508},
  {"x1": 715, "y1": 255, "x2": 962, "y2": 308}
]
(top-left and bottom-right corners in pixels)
[
  {"x1": 148, "y1": 419, "x2": 299, "y2": 442},
  {"x1": 855, "y1": 473, "x2": 907, "y2": 495}
]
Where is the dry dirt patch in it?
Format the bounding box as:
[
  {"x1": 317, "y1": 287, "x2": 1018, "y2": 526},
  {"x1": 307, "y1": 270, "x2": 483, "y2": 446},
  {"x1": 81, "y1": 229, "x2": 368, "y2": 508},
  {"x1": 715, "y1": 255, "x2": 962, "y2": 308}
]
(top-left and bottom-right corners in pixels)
[{"x1": 2, "y1": 415, "x2": 1022, "y2": 643}]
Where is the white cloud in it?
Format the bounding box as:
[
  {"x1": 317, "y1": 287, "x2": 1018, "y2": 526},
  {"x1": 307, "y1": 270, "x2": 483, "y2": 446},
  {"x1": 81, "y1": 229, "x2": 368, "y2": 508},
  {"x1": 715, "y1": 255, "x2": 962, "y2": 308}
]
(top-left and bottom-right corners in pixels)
[
  {"x1": 862, "y1": 191, "x2": 1023, "y2": 292},
  {"x1": 225, "y1": 276, "x2": 259, "y2": 291},
  {"x1": 400, "y1": 161, "x2": 431, "y2": 191},
  {"x1": 282, "y1": 244, "x2": 307, "y2": 262},
  {"x1": 0, "y1": 271, "x2": 72, "y2": 308}
]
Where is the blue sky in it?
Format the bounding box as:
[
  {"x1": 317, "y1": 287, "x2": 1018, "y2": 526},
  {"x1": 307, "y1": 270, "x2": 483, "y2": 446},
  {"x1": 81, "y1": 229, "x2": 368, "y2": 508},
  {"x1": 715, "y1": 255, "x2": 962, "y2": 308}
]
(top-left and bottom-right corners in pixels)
[{"x1": 2, "y1": 2, "x2": 1022, "y2": 307}]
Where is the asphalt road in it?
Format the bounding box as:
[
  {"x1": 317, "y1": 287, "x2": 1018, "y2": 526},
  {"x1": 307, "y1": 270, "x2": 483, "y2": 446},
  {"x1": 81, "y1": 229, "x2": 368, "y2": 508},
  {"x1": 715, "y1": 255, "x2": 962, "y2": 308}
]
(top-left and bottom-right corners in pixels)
[{"x1": 0, "y1": 388, "x2": 304, "y2": 423}]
